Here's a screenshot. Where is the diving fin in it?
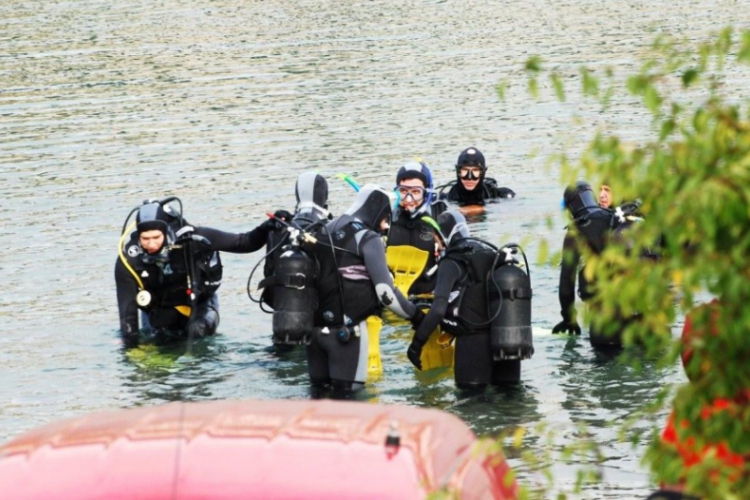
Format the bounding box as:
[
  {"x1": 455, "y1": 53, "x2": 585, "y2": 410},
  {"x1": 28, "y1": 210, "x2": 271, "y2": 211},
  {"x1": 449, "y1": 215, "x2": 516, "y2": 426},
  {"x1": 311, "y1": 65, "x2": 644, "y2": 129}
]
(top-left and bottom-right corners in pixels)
[
  {"x1": 419, "y1": 326, "x2": 455, "y2": 371},
  {"x1": 366, "y1": 315, "x2": 384, "y2": 380},
  {"x1": 386, "y1": 246, "x2": 430, "y2": 296}
]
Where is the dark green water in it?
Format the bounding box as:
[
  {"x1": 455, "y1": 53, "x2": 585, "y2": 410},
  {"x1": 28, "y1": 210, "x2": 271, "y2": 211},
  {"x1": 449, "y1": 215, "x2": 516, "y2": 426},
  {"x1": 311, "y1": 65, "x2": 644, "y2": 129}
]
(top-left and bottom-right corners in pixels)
[{"x1": 1, "y1": 0, "x2": 739, "y2": 496}]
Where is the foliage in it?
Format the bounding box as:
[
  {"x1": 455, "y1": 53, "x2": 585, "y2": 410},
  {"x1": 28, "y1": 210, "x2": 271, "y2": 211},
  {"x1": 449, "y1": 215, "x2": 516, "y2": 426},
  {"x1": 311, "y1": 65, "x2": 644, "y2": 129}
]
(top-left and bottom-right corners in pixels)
[{"x1": 521, "y1": 27, "x2": 750, "y2": 499}]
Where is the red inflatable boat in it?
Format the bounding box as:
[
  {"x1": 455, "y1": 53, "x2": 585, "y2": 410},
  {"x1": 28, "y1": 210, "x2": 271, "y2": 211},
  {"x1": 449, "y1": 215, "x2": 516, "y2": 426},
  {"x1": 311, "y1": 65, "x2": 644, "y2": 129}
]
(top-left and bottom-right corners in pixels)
[{"x1": 0, "y1": 399, "x2": 518, "y2": 499}]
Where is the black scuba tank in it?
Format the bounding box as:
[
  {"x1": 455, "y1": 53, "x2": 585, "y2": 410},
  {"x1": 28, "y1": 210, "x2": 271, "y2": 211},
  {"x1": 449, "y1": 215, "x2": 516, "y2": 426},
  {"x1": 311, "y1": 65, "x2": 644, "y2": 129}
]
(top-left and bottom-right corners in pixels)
[
  {"x1": 268, "y1": 245, "x2": 318, "y2": 345},
  {"x1": 489, "y1": 245, "x2": 534, "y2": 361}
]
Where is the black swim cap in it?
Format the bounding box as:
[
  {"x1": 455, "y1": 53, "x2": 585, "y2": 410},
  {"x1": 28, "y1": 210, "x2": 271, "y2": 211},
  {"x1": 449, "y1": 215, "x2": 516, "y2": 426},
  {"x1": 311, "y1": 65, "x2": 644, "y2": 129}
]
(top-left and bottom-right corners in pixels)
[
  {"x1": 136, "y1": 202, "x2": 170, "y2": 234},
  {"x1": 344, "y1": 184, "x2": 394, "y2": 232},
  {"x1": 437, "y1": 210, "x2": 470, "y2": 245},
  {"x1": 456, "y1": 147, "x2": 486, "y2": 170}
]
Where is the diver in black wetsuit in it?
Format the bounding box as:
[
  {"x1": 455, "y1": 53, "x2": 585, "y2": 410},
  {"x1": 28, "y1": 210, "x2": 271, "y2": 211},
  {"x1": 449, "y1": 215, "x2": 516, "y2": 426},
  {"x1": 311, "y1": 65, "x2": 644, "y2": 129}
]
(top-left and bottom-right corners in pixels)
[
  {"x1": 386, "y1": 160, "x2": 446, "y2": 296},
  {"x1": 115, "y1": 198, "x2": 290, "y2": 348},
  {"x1": 306, "y1": 184, "x2": 424, "y2": 397},
  {"x1": 407, "y1": 210, "x2": 528, "y2": 390},
  {"x1": 553, "y1": 181, "x2": 646, "y2": 348},
  {"x1": 437, "y1": 147, "x2": 516, "y2": 206}
]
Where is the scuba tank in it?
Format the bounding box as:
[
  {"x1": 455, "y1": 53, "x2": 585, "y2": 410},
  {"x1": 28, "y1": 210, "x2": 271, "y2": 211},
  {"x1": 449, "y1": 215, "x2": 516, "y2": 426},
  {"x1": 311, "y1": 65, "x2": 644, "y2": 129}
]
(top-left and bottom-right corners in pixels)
[
  {"x1": 263, "y1": 236, "x2": 318, "y2": 345},
  {"x1": 489, "y1": 244, "x2": 534, "y2": 361}
]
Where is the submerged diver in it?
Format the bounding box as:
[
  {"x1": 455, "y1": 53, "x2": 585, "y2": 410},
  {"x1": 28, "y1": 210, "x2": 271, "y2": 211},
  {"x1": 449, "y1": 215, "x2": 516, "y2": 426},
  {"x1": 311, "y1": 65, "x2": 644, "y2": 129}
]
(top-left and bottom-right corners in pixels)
[
  {"x1": 306, "y1": 184, "x2": 424, "y2": 397},
  {"x1": 553, "y1": 181, "x2": 643, "y2": 348},
  {"x1": 386, "y1": 160, "x2": 446, "y2": 296},
  {"x1": 437, "y1": 147, "x2": 516, "y2": 206},
  {"x1": 407, "y1": 210, "x2": 533, "y2": 390},
  {"x1": 115, "y1": 198, "x2": 290, "y2": 348}
]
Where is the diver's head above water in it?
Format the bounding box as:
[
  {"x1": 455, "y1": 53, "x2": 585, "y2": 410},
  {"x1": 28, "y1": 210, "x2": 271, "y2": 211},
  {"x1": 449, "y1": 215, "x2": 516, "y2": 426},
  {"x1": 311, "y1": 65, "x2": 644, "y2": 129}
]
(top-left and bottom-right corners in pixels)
[
  {"x1": 344, "y1": 184, "x2": 395, "y2": 234},
  {"x1": 455, "y1": 147, "x2": 486, "y2": 192},
  {"x1": 295, "y1": 171, "x2": 329, "y2": 220},
  {"x1": 136, "y1": 202, "x2": 170, "y2": 254},
  {"x1": 437, "y1": 209, "x2": 470, "y2": 246},
  {"x1": 563, "y1": 181, "x2": 600, "y2": 219},
  {"x1": 395, "y1": 160, "x2": 433, "y2": 217}
]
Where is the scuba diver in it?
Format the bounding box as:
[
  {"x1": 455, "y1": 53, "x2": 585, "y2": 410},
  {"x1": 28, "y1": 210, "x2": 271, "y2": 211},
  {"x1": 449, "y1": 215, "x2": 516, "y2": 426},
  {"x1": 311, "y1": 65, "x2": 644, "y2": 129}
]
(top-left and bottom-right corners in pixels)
[
  {"x1": 259, "y1": 171, "x2": 332, "y2": 310},
  {"x1": 305, "y1": 184, "x2": 424, "y2": 398},
  {"x1": 386, "y1": 159, "x2": 447, "y2": 296},
  {"x1": 115, "y1": 197, "x2": 291, "y2": 348},
  {"x1": 406, "y1": 210, "x2": 533, "y2": 391},
  {"x1": 437, "y1": 147, "x2": 516, "y2": 206},
  {"x1": 553, "y1": 181, "x2": 645, "y2": 348}
]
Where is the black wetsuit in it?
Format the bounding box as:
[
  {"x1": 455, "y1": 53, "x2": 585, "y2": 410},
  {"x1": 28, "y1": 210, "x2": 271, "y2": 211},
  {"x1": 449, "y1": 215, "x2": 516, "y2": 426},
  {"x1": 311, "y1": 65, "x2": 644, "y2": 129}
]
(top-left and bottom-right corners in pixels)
[
  {"x1": 386, "y1": 202, "x2": 446, "y2": 296},
  {"x1": 306, "y1": 214, "x2": 417, "y2": 390},
  {"x1": 438, "y1": 177, "x2": 515, "y2": 206},
  {"x1": 115, "y1": 225, "x2": 271, "y2": 346},
  {"x1": 413, "y1": 239, "x2": 521, "y2": 389}
]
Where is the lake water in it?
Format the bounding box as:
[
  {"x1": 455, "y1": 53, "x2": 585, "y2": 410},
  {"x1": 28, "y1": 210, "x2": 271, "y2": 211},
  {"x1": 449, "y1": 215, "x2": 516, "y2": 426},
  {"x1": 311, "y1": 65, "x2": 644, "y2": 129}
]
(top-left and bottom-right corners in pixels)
[{"x1": 0, "y1": 0, "x2": 740, "y2": 497}]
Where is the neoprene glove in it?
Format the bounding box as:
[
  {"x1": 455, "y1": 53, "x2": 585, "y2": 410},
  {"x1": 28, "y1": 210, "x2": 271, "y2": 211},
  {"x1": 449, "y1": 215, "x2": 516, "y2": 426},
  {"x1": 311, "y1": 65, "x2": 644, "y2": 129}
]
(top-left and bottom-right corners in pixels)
[
  {"x1": 187, "y1": 318, "x2": 208, "y2": 339},
  {"x1": 273, "y1": 209, "x2": 293, "y2": 222},
  {"x1": 552, "y1": 309, "x2": 581, "y2": 335},
  {"x1": 407, "y1": 337, "x2": 425, "y2": 371},
  {"x1": 260, "y1": 210, "x2": 293, "y2": 232}
]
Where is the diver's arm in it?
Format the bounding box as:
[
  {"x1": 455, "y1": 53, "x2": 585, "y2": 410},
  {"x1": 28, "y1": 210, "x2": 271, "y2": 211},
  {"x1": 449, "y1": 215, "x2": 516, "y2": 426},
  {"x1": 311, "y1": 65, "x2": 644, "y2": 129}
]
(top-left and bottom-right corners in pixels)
[
  {"x1": 194, "y1": 226, "x2": 271, "y2": 254},
  {"x1": 484, "y1": 177, "x2": 516, "y2": 199},
  {"x1": 558, "y1": 232, "x2": 580, "y2": 320},
  {"x1": 359, "y1": 231, "x2": 417, "y2": 319},
  {"x1": 114, "y1": 258, "x2": 140, "y2": 346},
  {"x1": 413, "y1": 260, "x2": 462, "y2": 343}
]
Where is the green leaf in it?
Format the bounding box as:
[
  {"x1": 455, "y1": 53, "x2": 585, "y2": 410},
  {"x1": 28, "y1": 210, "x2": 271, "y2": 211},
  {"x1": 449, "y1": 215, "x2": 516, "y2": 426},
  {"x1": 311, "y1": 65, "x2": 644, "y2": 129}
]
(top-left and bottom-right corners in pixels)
[
  {"x1": 528, "y1": 77, "x2": 539, "y2": 99},
  {"x1": 681, "y1": 68, "x2": 699, "y2": 87},
  {"x1": 495, "y1": 80, "x2": 507, "y2": 101},
  {"x1": 525, "y1": 56, "x2": 542, "y2": 73},
  {"x1": 580, "y1": 67, "x2": 599, "y2": 97},
  {"x1": 550, "y1": 72, "x2": 566, "y2": 101}
]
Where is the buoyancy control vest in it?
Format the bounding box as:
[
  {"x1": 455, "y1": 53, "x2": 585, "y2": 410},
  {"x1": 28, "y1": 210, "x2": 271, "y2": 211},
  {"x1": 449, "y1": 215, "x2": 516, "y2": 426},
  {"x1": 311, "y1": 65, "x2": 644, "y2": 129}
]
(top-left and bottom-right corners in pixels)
[
  {"x1": 312, "y1": 220, "x2": 380, "y2": 328},
  {"x1": 440, "y1": 239, "x2": 534, "y2": 360},
  {"x1": 387, "y1": 211, "x2": 438, "y2": 295},
  {"x1": 121, "y1": 228, "x2": 223, "y2": 312}
]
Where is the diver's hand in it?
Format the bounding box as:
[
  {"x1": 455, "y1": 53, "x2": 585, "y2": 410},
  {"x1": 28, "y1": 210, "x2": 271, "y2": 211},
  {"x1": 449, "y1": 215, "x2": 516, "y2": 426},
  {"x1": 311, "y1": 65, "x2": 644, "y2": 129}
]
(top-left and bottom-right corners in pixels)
[
  {"x1": 497, "y1": 187, "x2": 516, "y2": 198},
  {"x1": 552, "y1": 320, "x2": 581, "y2": 335},
  {"x1": 187, "y1": 318, "x2": 208, "y2": 338},
  {"x1": 261, "y1": 210, "x2": 294, "y2": 231},
  {"x1": 407, "y1": 339, "x2": 425, "y2": 371},
  {"x1": 273, "y1": 210, "x2": 293, "y2": 223}
]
